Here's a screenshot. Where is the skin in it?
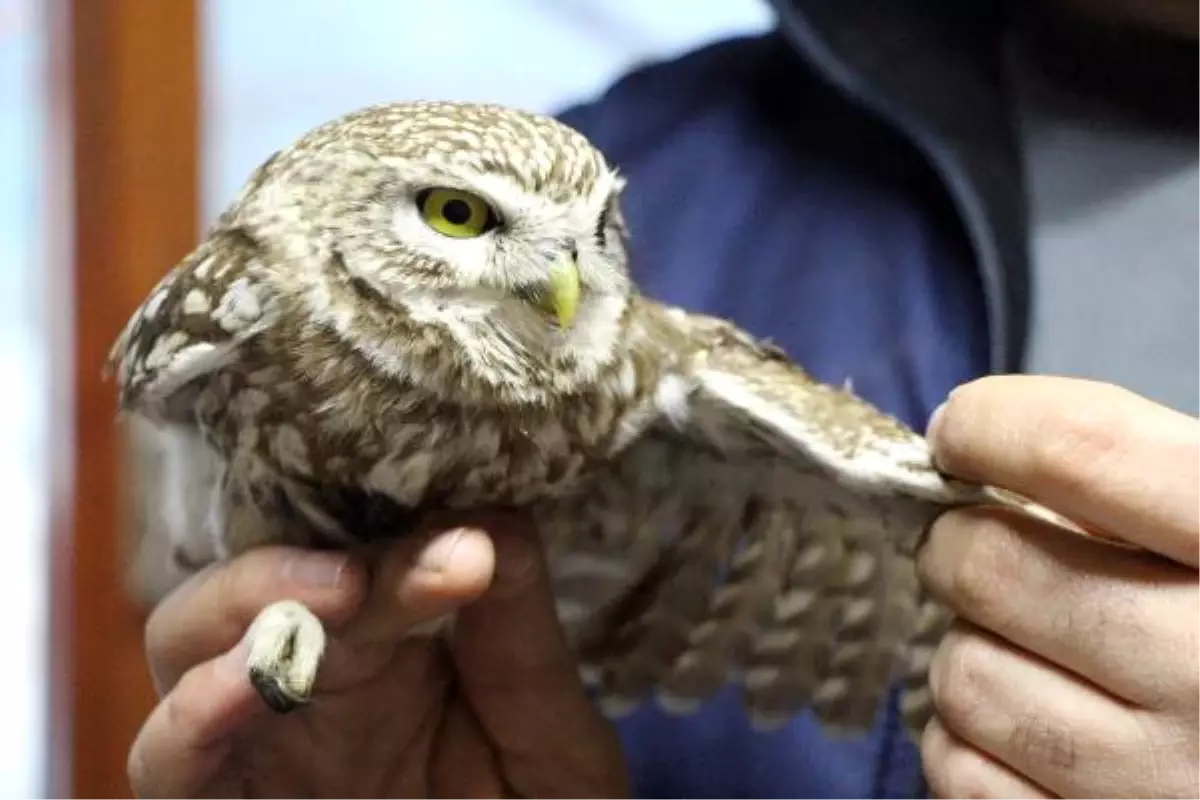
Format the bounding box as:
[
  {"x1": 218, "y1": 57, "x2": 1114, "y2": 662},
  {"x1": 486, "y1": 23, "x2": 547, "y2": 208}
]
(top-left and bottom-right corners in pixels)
[
  {"x1": 126, "y1": 512, "x2": 628, "y2": 798},
  {"x1": 940, "y1": 9, "x2": 1195, "y2": 790},
  {"x1": 918, "y1": 376, "x2": 1199, "y2": 798}
]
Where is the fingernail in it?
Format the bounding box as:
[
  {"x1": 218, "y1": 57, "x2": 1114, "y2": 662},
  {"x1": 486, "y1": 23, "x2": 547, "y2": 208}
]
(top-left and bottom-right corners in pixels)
[
  {"x1": 417, "y1": 528, "x2": 470, "y2": 573},
  {"x1": 283, "y1": 552, "x2": 349, "y2": 588}
]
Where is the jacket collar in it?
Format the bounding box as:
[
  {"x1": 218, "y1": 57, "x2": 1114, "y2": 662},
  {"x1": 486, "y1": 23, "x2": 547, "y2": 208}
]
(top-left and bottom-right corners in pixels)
[{"x1": 765, "y1": 0, "x2": 1030, "y2": 374}]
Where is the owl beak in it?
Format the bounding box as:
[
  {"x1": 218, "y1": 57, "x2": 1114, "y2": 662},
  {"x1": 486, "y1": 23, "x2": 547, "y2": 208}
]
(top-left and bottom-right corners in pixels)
[{"x1": 544, "y1": 253, "x2": 580, "y2": 329}]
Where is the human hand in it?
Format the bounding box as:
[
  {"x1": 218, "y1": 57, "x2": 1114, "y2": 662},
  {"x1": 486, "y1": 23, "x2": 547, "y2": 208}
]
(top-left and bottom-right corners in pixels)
[
  {"x1": 127, "y1": 512, "x2": 628, "y2": 798},
  {"x1": 917, "y1": 376, "x2": 1199, "y2": 798}
]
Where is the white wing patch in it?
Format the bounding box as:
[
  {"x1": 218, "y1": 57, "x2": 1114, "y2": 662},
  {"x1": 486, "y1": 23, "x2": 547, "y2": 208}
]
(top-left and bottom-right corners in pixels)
[
  {"x1": 109, "y1": 229, "x2": 276, "y2": 417},
  {"x1": 212, "y1": 277, "x2": 265, "y2": 333},
  {"x1": 143, "y1": 341, "x2": 240, "y2": 401},
  {"x1": 654, "y1": 373, "x2": 693, "y2": 428},
  {"x1": 695, "y1": 368, "x2": 957, "y2": 501}
]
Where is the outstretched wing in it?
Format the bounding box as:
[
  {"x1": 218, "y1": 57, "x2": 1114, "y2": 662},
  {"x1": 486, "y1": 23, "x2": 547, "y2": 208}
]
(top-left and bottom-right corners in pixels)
[
  {"x1": 546, "y1": 305, "x2": 1068, "y2": 740},
  {"x1": 107, "y1": 227, "x2": 273, "y2": 421}
]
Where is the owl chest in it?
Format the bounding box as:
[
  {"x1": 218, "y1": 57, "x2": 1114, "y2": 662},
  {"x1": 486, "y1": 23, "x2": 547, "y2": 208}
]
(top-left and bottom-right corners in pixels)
[
  {"x1": 192, "y1": 369, "x2": 614, "y2": 510},
  {"x1": 352, "y1": 411, "x2": 604, "y2": 508}
]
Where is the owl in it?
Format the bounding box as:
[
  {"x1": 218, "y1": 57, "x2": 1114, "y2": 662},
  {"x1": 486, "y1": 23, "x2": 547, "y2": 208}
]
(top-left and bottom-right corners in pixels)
[{"x1": 107, "y1": 100, "x2": 1086, "y2": 741}]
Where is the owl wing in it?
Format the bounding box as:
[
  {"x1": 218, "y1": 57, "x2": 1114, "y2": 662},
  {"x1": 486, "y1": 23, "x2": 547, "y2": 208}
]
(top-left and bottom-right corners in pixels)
[
  {"x1": 552, "y1": 306, "x2": 1061, "y2": 740},
  {"x1": 107, "y1": 227, "x2": 284, "y2": 604},
  {"x1": 107, "y1": 227, "x2": 273, "y2": 420}
]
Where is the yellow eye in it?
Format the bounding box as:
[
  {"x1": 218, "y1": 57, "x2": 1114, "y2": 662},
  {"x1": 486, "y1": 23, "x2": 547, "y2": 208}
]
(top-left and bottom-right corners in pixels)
[{"x1": 416, "y1": 188, "x2": 499, "y2": 239}]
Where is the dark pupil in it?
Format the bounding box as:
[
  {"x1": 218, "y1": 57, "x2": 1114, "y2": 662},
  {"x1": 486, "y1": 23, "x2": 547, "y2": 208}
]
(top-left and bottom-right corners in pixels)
[{"x1": 442, "y1": 198, "x2": 472, "y2": 225}]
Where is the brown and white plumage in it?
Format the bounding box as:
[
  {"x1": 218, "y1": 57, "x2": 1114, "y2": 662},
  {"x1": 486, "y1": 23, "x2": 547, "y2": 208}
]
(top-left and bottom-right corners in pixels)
[{"x1": 108, "y1": 100, "x2": 1083, "y2": 740}]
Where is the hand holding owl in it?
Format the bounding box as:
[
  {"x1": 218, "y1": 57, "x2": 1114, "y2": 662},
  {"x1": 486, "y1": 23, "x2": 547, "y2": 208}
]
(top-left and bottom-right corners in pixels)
[
  {"x1": 126, "y1": 513, "x2": 628, "y2": 798},
  {"x1": 916, "y1": 376, "x2": 1199, "y2": 799}
]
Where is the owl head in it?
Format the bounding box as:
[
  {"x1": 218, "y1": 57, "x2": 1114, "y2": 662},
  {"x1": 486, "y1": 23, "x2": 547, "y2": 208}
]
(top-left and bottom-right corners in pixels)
[{"x1": 225, "y1": 101, "x2": 635, "y2": 405}]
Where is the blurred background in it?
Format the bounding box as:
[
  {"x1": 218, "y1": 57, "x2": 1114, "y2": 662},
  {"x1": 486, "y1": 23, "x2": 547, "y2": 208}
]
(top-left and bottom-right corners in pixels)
[{"x1": 1, "y1": 1, "x2": 1195, "y2": 797}]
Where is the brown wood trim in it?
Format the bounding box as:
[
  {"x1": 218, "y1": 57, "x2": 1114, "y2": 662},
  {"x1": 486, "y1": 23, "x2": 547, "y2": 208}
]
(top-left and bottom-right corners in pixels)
[{"x1": 46, "y1": 1, "x2": 200, "y2": 796}]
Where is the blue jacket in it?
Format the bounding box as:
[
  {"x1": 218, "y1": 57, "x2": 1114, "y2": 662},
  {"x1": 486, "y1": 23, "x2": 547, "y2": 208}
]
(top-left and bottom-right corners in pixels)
[{"x1": 555, "y1": 4, "x2": 1027, "y2": 797}]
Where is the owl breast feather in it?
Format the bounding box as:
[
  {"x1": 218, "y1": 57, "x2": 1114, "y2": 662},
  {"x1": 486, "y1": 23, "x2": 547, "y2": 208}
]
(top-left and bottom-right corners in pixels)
[{"x1": 187, "y1": 325, "x2": 658, "y2": 545}]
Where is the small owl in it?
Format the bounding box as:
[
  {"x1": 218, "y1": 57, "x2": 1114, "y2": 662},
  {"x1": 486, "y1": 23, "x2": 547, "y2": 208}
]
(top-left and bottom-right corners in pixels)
[{"x1": 108, "y1": 100, "x2": 1084, "y2": 740}]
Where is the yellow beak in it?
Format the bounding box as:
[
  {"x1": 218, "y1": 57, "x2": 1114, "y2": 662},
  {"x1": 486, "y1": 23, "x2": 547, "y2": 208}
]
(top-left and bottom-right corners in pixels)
[{"x1": 545, "y1": 254, "x2": 580, "y2": 329}]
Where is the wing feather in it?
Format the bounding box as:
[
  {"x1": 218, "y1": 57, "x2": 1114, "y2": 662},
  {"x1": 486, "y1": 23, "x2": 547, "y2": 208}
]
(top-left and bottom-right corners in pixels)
[
  {"x1": 740, "y1": 504, "x2": 844, "y2": 728},
  {"x1": 107, "y1": 228, "x2": 273, "y2": 420},
  {"x1": 591, "y1": 512, "x2": 736, "y2": 716},
  {"x1": 549, "y1": 305, "x2": 1096, "y2": 741}
]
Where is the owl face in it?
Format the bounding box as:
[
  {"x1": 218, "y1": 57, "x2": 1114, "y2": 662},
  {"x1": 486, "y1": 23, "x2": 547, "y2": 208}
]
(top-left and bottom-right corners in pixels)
[
  {"x1": 379, "y1": 145, "x2": 632, "y2": 337},
  {"x1": 239, "y1": 102, "x2": 635, "y2": 402}
]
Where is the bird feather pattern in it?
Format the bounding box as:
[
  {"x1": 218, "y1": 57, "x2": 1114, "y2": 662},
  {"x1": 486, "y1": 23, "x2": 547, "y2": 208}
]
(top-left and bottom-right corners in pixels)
[{"x1": 107, "y1": 100, "x2": 1098, "y2": 740}]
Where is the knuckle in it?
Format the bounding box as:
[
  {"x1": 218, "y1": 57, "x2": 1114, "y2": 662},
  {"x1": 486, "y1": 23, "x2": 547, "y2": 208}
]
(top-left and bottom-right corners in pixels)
[
  {"x1": 940, "y1": 513, "x2": 1021, "y2": 625},
  {"x1": 931, "y1": 630, "x2": 997, "y2": 734},
  {"x1": 1026, "y1": 390, "x2": 1126, "y2": 492},
  {"x1": 1007, "y1": 712, "x2": 1078, "y2": 775},
  {"x1": 931, "y1": 375, "x2": 1029, "y2": 472},
  {"x1": 1043, "y1": 574, "x2": 1157, "y2": 678}
]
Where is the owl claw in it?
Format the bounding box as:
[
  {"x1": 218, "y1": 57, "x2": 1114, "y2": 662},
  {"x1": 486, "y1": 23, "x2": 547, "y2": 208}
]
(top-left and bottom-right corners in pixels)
[
  {"x1": 245, "y1": 599, "x2": 326, "y2": 713},
  {"x1": 248, "y1": 666, "x2": 304, "y2": 713}
]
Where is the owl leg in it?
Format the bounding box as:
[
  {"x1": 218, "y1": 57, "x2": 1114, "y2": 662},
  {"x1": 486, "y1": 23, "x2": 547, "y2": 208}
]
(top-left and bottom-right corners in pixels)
[{"x1": 245, "y1": 599, "x2": 327, "y2": 713}]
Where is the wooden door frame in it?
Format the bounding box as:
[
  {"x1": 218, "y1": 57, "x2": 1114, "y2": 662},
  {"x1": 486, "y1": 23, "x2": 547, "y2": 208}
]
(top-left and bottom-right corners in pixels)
[{"x1": 46, "y1": 1, "x2": 200, "y2": 795}]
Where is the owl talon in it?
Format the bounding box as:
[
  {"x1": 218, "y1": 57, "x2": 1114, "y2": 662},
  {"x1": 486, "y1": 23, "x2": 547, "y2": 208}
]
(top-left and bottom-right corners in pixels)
[
  {"x1": 245, "y1": 599, "x2": 326, "y2": 714},
  {"x1": 248, "y1": 666, "x2": 304, "y2": 713}
]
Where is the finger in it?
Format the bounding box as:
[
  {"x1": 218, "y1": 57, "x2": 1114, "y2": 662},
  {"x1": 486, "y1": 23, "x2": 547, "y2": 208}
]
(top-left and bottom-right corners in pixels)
[
  {"x1": 921, "y1": 716, "x2": 1053, "y2": 799},
  {"x1": 430, "y1": 701, "x2": 508, "y2": 799},
  {"x1": 128, "y1": 641, "x2": 267, "y2": 798},
  {"x1": 337, "y1": 523, "x2": 496, "y2": 650},
  {"x1": 314, "y1": 525, "x2": 497, "y2": 692},
  {"x1": 918, "y1": 505, "x2": 1199, "y2": 708},
  {"x1": 928, "y1": 621, "x2": 1160, "y2": 799},
  {"x1": 146, "y1": 546, "x2": 368, "y2": 693},
  {"x1": 928, "y1": 375, "x2": 1200, "y2": 566},
  {"x1": 451, "y1": 513, "x2": 629, "y2": 798}
]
